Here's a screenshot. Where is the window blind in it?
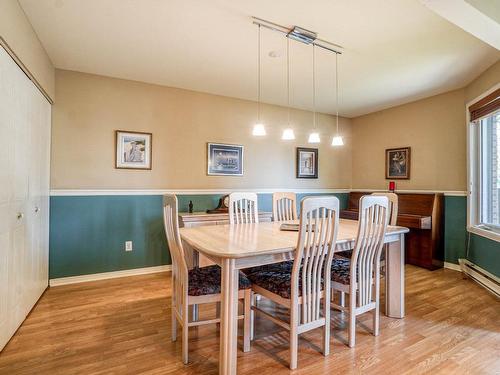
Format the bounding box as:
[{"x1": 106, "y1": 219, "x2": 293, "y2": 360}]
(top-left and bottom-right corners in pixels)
[{"x1": 469, "y1": 88, "x2": 500, "y2": 122}]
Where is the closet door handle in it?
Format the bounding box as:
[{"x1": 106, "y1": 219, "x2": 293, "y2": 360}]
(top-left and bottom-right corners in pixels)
[
  {"x1": 17, "y1": 213, "x2": 24, "y2": 220},
  {"x1": 34, "y1": 207, "x2": 40, "y2": 213}
]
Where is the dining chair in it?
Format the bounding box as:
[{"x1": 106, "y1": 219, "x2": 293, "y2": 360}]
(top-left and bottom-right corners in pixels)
[
  {"x1": 163, "y1": 194, "x2": 253, "y2": 364},
  {"x1": 229, "y1": 192, "x2": 259, "y2": 224},
  {"x1": 246, "y1": 196, "x2": 340, "y2": 369},
  {"x1": 337, "y1": 192, "x2": 397, "y2": 263},
  {"x1": 372, "y1": 192, "x2": 398, "y2": 225},
  {"x1": 272, "y1": 192, "x2": 297, "y2": 221},
  {"x1": 330, "y1": 195, "x2": 389, "y2": 348}
]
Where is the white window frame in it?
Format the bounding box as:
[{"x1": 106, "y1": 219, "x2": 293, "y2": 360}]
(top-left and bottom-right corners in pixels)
[{"x1": 467, "y1": 82, "x2": 500, "y2": 243}]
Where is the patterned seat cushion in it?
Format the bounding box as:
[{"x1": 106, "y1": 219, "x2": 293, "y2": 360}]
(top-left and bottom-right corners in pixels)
[
  {"x1": 188, "y1": 265, "x2": 252, "y2": 296},
  {"x1": 246, "y1": 267, "x2": 301, "y2": 299},
  {"x1": 331, "y1": 256, "x2": 351, "y2": 285},
  {"x1": 336, "y1": 250, "x2": 386, "y2": 261},
  {"x1": 242, "y1": 260, "x2": 294, "y2": 276}
]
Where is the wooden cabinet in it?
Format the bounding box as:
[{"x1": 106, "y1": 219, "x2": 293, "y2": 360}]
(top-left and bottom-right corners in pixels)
[
  {"x1": 0, "y1": 46, "x2": 51, "y2": 351},
  {"x1": 179, "y1": 212, "x2": 273, "y2": 266}
]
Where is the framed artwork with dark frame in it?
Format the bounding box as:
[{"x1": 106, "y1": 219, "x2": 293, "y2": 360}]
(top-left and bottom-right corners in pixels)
[
  {"x1": 207, "y1": 143, "x2": 244, "y2": 176},
  {"x1": 296, "y1": 147, "x2": 318, "y2": 179},
  {"x1": 385, "y1": 147, "x2": 411, "y2": 179},
  {"x1": 115, "y1": 130, "x2": 152, "y2": 170}
]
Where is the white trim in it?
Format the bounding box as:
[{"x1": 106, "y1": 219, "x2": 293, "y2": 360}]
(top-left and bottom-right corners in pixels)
[
  {"x1": 49, "y1": 188, "x2": 466, "y2": 197},
  {"x1": 444, "y1": 262, "x2": 462, "y2": 272},
  {"x1": 467, "y1": 225, "x2": 500, "y2": 243},
  {"x1": 49, "y1": 265, "x2": 172, "y2": 286},
  {"x1": 49, "y1": 188, "x2": 351, "y2": 196},
  {"x1": 350, "y1": 188, "x2": 467, "y2": 197},
  {"x1": 466, "y1": 82, "x2": 500, "y2": 243},
  {"x1": 459, "y1": 258, "x2": 500, "y2": 297}
]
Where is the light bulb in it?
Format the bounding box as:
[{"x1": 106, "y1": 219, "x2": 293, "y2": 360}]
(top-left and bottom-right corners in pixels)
[
  {"x1": 281, "y1": 128, "x2": 295, "y2": 140},
  {"x1": 252, "y1": 123, "x2": 266, "y2": 136},
  {"x1": 331, "y1": 135, "x2": 344, "y2": 146},
  {"x1": 308, "y1": 132, "x2": 320, "y2": 143}
]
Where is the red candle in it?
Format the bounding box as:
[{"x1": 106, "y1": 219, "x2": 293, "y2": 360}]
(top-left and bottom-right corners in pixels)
[{"x1": 389, "y1": 181, "x2": 395, "y2": 192}]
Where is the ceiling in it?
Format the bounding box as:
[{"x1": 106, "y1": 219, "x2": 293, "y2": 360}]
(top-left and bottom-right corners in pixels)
[{"x1": 20, "y1": 0, "x2": 499, "y2": 117}]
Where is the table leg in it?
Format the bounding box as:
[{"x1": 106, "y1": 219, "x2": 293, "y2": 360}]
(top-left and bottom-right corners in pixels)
[
  {"x1": 385, "y1": 233, "x2": 405, "y2": 318},
  {"x1": 219, "y1": 258, "x2": 239, "y2": 375}
]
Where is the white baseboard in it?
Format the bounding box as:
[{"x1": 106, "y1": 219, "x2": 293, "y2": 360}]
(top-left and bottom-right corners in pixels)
[
  {"x1": 444, "y1": 262, "x2": 462, "y2": 272},
  {"x1": 49, "y1": 265, "x2": 172, "y2": 286}
]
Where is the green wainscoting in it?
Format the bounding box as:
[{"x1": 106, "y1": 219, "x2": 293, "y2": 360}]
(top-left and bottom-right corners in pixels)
[
  {"x1": 49, "y1": 193, "x2": 498, "y2": 279},
  {"x1": 49, "y1": 192, "x2": 349, "y2": 279},
  {"x1": 444, "y1": 196, "x2": 499, "y2": 276},
  {"x1": 444, "y1": 196, "x2": 467, "y2": 264}
]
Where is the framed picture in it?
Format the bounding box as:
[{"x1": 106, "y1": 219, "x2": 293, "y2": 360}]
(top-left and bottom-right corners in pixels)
[
  {"x1": 386, "y1": 147, "x2": 411, "y2": 179},
  {"x1": 115, "y1": 130, "x2": 152, "y2": 170},
  {"x1": 207, "y1": 143, "x2": 244, "y2": 176},
  {"x1": 296, "y1": 147, "x2": 318, "y2": 179}
]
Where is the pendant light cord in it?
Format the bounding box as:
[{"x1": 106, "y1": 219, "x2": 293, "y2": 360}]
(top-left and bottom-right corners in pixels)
[
  {"x1": 287, "y1": 37, "x2": 290, "y2": 126},
  {"x1": 335, "y1": 52, "x2": 339, "y2": 134},
  {"x1": 258, "y1": 24, "x2": 261, "y2": 122},
  {"x1": 312, "y1": 44, "x2": 316, "y2": 128}
]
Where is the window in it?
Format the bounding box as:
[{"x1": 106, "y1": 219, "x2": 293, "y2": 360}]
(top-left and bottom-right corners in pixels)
[{"x1": 468, "y1": 86, "x2": 500, "y2": 242}]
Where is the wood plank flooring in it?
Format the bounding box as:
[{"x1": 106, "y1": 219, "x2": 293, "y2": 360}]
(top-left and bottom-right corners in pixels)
[{"x1": 0, "y1": 265, "x2": 499, "y2": 374}]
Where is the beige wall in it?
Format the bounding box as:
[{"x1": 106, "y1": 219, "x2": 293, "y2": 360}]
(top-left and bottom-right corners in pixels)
[
  {"x1": 465, "y1": 59, "x2": 500, "y2": 103},
  {"x1": 350, "y1": 58, "x2": 499, "y2": 192},
  {"x1": 351, "y1": 89, "x2": 467, "y2": 191},
  {"x1": 0, "y1": 0, "x2": 55, "y2": 101},
  {"x1": 52, "y1": 69, "x2": 352, "y2": 190}
]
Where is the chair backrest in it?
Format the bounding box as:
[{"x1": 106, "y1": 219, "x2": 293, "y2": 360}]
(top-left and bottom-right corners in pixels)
[
  {"x1": 350, "y1": 195, "x2": 389, "y2": 307},
  {"x1": 272, "y1": 192, "x2": 297, "y2": 221},
  {"x1": 163, "y1": 194, "x2": 188, "y2": 280},
  {"x1": 292, "y1": 196, "x2": 340, "y2": 324},
  {"x1": 229, "y1": 192, "x2": 259, "y2": 224},
  {"x1": 372, "y1": 192, "x2": 398, "y2": 225}
]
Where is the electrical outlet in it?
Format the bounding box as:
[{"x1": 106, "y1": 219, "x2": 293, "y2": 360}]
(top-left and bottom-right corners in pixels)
[{"x1": 125, "y1": 241, "x2": 133, "y2": 252}]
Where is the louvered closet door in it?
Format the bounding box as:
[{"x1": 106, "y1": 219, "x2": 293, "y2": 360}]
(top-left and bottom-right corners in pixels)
[{"x1": 0, "y1": 45, "x2": 51, "y2": 351}]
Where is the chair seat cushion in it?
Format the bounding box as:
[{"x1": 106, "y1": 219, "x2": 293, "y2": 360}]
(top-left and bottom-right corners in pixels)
[
  {"x1": 246, "y1": 267, "x2": 298, "y2": 299},
  {"x1": 331, "y1": 256, "x2": 351, "y2": 285},
  {"x1": 188, "y1": 265, "x2": 252, "y2": 296},
  {"x1": 242, "y1": 260, "x2": 294, "y2": 276},
  {"x1": 336, "y1": 250, "x2": 386, "y2": 261}
]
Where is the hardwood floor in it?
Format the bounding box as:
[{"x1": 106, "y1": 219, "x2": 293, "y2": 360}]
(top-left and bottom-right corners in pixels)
[{"x1": 0, "y1": 265, "x2": 498, "y2": 374}]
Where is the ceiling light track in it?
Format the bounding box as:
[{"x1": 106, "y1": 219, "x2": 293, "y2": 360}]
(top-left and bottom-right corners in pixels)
[{"x1": 251, "y1": 16, "x2": 343, "y2": 55}]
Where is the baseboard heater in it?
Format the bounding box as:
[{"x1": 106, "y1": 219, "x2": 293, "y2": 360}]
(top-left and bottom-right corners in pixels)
[{"x1": 459, "y1": 259, "x2": 500, "y2": 298}]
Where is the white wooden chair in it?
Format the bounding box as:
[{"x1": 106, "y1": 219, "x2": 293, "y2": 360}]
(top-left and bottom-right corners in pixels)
[
  {"x1": 246, "y1": 196, "x2": 340, "y2": 369},
  {"x1": 372, "y1": 192, "x2": 398, "y2": 225},
  {"x1": 229, "y1": 192, "x2": 259, "y2": 224},
  {"x1": 163, "y1": 194, "x2": 252, "y2": 364},
  {"x1": 330, "y1": 195, "x2": 389, "y2": 348},
  {"x1": 272, "y1": 192, "x2": 297, "y2": 221}
]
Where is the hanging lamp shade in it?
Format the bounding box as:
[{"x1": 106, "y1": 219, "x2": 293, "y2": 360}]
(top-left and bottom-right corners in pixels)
[{"x1": 282, "y1": 128, "x2": 295, "y2": 140}]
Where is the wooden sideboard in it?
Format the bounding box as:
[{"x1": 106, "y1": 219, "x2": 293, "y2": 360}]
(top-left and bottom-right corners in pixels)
[
  {"x1": 340, "y1": 192, "x2": 444, "y2": 270},
  {"x1": 178, "y1": 211, "x2": 273, "y2": 266}
]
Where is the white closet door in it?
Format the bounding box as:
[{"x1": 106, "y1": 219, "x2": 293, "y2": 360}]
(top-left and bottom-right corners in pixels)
[{"x1": 0, "y1": 45, "x2": 51, "y2": 351}]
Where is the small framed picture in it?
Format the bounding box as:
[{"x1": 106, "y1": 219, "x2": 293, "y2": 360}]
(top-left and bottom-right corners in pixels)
[
  {"x1": 115, "y1": 130, "x2": 152, "y2": 170},
  {"x1": 386, "y1": 147, "x2": 411, "y2": 179},
  {"x1": 207, "y1": 143, "x2": 244, "y2": 176},
  {"x1": 296, "y1": 147, "x2": 318, "y2": 179}
]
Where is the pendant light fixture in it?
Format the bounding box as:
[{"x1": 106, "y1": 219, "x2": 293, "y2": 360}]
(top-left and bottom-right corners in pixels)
[
  {"x1": 331, "y1": 52, "x2": 344, "y2": 146},
  {"x1": 308, "y1": 44, "x2": 320, "y2": 144},
  {"x1": 252, "y1": 24, "x2": 266, "y2": 136},
  {"x1": 282, "y1": 37, "x2": 295, "y2": 141}
]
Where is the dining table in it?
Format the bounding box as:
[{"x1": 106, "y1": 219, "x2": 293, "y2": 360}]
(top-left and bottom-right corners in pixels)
[{"x1": 179, "y1": 218, "x2": 409, "y2": 375}]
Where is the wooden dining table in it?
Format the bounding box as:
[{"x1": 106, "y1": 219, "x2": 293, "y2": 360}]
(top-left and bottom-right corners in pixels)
[{"x1": 179, "y1": 218, "x2": 409, "y2": 375}]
